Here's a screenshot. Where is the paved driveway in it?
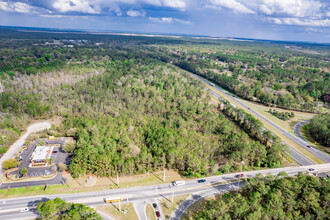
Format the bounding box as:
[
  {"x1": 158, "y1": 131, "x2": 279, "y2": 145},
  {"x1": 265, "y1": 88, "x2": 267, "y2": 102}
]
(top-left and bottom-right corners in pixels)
[{"x1": 0, "y1": 122, "x2": 51, "y2": 175}]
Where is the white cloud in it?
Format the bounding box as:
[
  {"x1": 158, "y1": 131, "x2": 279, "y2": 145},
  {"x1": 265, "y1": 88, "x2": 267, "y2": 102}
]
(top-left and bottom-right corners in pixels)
[
  {"x1": 150, "y1": 17, "x2": 173, "y2": 23},
  {"x1": 162, "y1": 0, "x2": 186, "y2": 10},
  {"x1": 149, "y1": 16, "x2": 191, "y2": 24},
  {"x1": 269, "y1": 17, "x2": 330, "y2": 27},
  {"x1": 0, "y1": 1, "x2": 35, "y2": 13},
  {"x1": 259, "y1": 0, "x2": 323, "y2": 17},
  {"x1": 52, "y1": 0, "x2": 100, "y2": 14},
  {"x1": 208, "y1": 0, "x2": 255, "y2": 14},
  {"x1": 127, "y1": 9, "x2": 145, "y2": 17}
]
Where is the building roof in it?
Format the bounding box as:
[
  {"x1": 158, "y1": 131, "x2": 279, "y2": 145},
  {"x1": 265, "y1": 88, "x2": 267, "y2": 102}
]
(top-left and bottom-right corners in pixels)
[{"x1": 31, "y1": 146, "x2": 51, "y2": 161}]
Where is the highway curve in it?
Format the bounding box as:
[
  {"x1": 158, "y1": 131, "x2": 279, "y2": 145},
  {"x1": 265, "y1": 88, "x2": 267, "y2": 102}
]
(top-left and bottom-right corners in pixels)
[{"x1": 185, "y1": 71, "x2": 330, "y2": 165}]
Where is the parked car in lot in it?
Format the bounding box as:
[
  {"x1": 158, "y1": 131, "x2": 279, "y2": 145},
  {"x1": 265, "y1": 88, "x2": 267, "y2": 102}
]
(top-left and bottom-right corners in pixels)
[
  {"x1": 155, "y1": 211, "x2": 160, "y2": 217},
  {"x1": 309, "y1": 168, "x2": 315, "y2": 171},
  {"x1": 20, "y1": 207, "x2": 29, "y2": 212},
  {"x1": 197, "y1": 179, "x2": 206, "y2": 183},
  {"x1": 152, "y1": 203, "x2": 158, "y2": 209},
  {"x1": 236, "y1": 174, "x2": 244, "y2": 178}
]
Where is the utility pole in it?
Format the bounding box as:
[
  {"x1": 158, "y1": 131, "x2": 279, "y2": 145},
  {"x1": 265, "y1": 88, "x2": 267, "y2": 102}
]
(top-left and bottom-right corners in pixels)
[
  {"x1": 117, "y1": 173, "x2": 119, "y2": 188},
  {"x1": 163, "y1": 154, "x2": 166, "y2": 182},
  {"x1": 119, "y1": 200, "x2": 121, "y2": 212},
  {"x1": 171, "y1": 191, "x2": 174, "y2": 203}
]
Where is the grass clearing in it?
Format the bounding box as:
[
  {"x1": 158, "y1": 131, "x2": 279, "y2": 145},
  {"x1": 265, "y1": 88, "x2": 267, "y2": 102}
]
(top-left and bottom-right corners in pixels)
[
  {"x1": 160, "y1": 194, "x2": 190, "y2": 219},
  {"x1": 96, "y1": 203, "x2": 138, "y2": 220},
  {"x1": 146, "y1": 203, "x2": 156, "y2": 220},
  {"x1": 241, "y1": 99, "x2": 314, "y2": 133}
]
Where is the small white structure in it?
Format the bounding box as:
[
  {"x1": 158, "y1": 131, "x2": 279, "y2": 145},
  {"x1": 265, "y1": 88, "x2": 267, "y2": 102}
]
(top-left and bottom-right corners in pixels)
[{"x1": 31, "y1": 146, "x2": 53, "y2": 166}]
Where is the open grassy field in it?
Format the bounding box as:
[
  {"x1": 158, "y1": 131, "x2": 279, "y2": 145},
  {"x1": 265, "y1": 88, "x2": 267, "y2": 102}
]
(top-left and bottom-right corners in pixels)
[{"x1": 96, "y1": 203, "x2": 138, "y2": 220}]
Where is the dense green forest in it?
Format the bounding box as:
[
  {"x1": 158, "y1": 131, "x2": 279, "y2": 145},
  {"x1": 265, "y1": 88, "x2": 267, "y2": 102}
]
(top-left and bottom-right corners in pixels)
[
  {"x1": 186, "y1": 173, "x2": 329, "y2": 220},
  {"x1": 37, "y1": 198, "x2": 101, "y2": 220},
  {"x1": 1, "y1": 27, "x2": 328, "y2": 177},
  {"x1": 0, "y1": 48, "x2": 285, "y2": 177},
  {"x1": 146, "y1": 44, "x2": 329, "y2": 112},
  {"x1": 307, "y1": 114, "x2": 330, "y2": 147}
]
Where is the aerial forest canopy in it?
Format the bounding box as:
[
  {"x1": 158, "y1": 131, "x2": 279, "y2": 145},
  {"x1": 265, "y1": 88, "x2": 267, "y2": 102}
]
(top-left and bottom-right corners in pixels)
[
  {"x1": 1, "y1": 28, "x2": 328, "y2": 177},
  {"x1": 146, "y1": 44, "x2": 330, "y2": 112},
  {"x1": 37, "y1": 198, "x2": 102, "y2": 220},
  {"x1": 186, "y1": 173, "x2": 329, "y2": 220},
  {"x1": 307, "y1": 113, "x2": 330, "y2": 147}
]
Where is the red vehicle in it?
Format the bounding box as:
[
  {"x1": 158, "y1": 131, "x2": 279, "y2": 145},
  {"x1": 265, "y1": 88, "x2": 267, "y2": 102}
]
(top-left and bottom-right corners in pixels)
[
  {"x1": 156, "y1": 211, "x2": 160, "y2": 217},
  {"x1": 307, "y1": 145, "x2": 311, "y2": 148},
  {"x1": 236, "y1": 174, "x2": 244, "y2": 178}
]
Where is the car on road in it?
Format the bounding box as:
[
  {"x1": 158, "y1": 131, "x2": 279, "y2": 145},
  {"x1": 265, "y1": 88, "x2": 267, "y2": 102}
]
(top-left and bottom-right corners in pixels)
[
  {"x1": 173, "y1": 180, "x2": 185, "y2": 186},
  {"x1": 236, "y1": 174, "x2": 244, "y2": 178},
  {"x1": 152, "y1": 203, "x2": 158, "y2": 209},
  {"x1": 53, "y1": 150, "x2": 58, "y2": 153},
  {"x1": 155, "y1": 211, "x2": 160, "y2": 217},
  {"x1": 20, "y1": 207, "x2": 29, "y2": 212},
  {"x1": 307, "y1": 145, "x2": 311, "y2": 148},
  {"x1": 197, "y1": 179, "x2": 206, "y2": 183},
  {"x1": 309, "y1": 168, "x2": 315, "y2": 171}
]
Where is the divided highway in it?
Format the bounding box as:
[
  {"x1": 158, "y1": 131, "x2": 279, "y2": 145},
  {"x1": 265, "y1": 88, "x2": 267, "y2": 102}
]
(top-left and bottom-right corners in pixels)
[
  {"x1": 0, "y1": 164, "x2": 329, "y2": 220},
  {"x1": 187, "y1": 72, "x2": 330, "y2": 165}
]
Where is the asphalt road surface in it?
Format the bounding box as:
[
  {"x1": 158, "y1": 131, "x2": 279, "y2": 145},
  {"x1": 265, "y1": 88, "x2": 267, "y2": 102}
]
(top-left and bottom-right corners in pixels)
[
  {"x1": 294, "y1": 121, "x2": 310, "y2": 143},
  {"x1": 0, "y1": 163, "x2": 329, "y2": 220},
  {"x1": 188, "y1": 72, "x2": 330, "y2": 165}
]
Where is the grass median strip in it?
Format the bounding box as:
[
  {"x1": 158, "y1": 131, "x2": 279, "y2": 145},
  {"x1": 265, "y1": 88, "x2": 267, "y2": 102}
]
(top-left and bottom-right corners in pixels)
[
  {"x1": 96, "y1": 203, "x2": 138, "y2": 220},
  {"x1": 146, "y1": 203, "x2": 156, "y2": 220}
]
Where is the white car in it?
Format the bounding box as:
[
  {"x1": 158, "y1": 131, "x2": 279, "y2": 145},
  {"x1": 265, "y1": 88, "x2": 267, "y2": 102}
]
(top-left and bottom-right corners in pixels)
[{"x1": 20, "y1": 207, "x2": 29, "y2": 212}]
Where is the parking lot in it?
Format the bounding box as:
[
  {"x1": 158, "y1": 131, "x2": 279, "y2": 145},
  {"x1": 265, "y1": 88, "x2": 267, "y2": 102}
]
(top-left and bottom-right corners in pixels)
[{"x1": 9, "y1": 138, "x2": 70, "y2": 178}]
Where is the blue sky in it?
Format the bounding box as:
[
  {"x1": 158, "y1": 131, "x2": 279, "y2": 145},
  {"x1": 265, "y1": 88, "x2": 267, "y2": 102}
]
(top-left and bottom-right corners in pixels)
[{"x1": 0, "y1": 0, "x2": 329, "y2": 42}]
